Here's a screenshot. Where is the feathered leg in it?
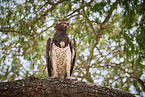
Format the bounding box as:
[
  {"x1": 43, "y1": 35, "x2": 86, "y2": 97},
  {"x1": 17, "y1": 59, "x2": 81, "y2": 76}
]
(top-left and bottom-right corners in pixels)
[{"x1": 65, "y1": 48, "x2": 71, "y2": 79}]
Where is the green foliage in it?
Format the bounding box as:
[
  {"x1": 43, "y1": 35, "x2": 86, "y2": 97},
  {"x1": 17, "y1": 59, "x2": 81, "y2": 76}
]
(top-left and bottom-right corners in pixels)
[{"x1": 0, "y1": 0, "x2": 145, "y2": 96}]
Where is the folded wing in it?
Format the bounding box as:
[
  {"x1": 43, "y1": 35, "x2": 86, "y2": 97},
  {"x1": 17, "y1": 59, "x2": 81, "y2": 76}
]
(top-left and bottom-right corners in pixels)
[
  {"x1": 70, "y1": 38, "x2": 76, "y2": 76},
  {"x1": 46, "y1": 38, "x2": 52, "y2": 77}
]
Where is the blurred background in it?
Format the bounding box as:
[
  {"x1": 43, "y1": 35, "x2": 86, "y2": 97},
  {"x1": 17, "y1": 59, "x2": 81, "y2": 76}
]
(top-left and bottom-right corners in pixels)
[{"x1": 0, "y1": 0, "x2": 145, "y2": 96}]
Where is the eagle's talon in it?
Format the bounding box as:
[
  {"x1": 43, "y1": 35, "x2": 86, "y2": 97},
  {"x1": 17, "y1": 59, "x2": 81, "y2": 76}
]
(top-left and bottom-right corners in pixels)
[
  {"x1": 64, "y1": 77, "x2": 72, "y2": 81},
  {"x1": 48, "y1": 76, "x2": 59, "y2": 79}
]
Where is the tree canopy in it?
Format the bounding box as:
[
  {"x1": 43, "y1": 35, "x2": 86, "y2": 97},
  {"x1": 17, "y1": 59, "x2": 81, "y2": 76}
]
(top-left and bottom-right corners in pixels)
[{"x1": 0, "y1": 0, "x2": 145, "y2": 96}]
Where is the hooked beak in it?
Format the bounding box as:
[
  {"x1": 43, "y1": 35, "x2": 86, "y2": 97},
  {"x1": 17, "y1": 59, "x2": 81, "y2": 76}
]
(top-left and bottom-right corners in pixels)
[{"x1": 63, "y1": 23, "x2": 67, "y2": 28}]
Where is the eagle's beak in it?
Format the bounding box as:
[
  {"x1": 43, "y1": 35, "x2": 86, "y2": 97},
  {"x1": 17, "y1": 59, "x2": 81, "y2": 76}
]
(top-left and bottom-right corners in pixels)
[{"x1": 63, "y1": 24, "x2": 67, "y2": 28}]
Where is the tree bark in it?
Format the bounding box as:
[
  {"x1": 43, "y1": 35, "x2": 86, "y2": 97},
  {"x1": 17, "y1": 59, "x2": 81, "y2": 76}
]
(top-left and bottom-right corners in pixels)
[{"x1": 0, "y1": 75, "x2": 135, "y2": 97}]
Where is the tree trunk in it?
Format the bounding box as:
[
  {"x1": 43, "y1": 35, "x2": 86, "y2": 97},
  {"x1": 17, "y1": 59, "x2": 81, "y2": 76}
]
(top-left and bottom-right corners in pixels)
[{"x1": 0, "y1": 75, "x2": 135, "y2": 97}]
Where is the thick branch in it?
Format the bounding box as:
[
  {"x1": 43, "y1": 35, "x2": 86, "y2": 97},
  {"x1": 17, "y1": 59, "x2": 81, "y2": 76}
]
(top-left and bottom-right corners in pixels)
[{"x1": 0, "y1": 76, "x2": 135, "y2": 97}]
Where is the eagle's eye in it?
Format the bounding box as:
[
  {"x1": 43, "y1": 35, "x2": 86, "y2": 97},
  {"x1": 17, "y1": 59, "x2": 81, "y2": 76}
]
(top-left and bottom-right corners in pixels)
[
  {"x1": 61, "y1": 23, "x2": 64, "y2": 25},
  {"x1": 66, "y1": 22, "x2": 69, "y2": 26}
]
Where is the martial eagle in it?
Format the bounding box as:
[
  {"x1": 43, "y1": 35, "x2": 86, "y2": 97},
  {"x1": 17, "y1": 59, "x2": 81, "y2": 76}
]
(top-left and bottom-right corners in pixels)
[{"x1": 46, "y1": 21, "x2": 76, "y2": 79}]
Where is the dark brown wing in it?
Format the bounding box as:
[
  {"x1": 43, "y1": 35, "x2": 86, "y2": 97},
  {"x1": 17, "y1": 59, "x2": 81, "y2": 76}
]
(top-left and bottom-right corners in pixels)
[
  {"x1": 46, "y1": 38, "x2": 52, "y2": 77},
  {"x1": 70, "y1": 38, "x2": 76, "y2": 76}
]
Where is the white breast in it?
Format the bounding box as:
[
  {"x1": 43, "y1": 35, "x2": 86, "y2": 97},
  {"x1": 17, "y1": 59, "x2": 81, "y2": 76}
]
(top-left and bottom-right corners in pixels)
[{"x1": 51, "y1": 43, "x2": 71, "y2": 79}]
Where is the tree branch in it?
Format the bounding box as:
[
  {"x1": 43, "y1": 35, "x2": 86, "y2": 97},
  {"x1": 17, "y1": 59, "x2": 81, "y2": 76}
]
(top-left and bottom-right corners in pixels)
[
  {"x1": 102, "y1": 0, "x2": 119, "y2": 25},
  {"x1": 34, "y1": 2, "x2": 50, "y2": 14},
  {"x1": 85, "y1": 16, "x2": 97, "y2": 37},
  {"x1": 93, "y1": 62, "x2": 133, "y2": 76},
  {"x1": 0, "y1": 29, "x2": 33, "y2": 37},
  {"x1": 66, "y1": 0, "x2": 94, "y2": 17},
  {"x1": 96, "y1": 46, "x2": 103, "y2": 57},
  {"x1": 35, "y1": 0, "x2": 65, "y2": 23},
  {"x1": 22, "y1": 24, "x2": 53, "y2": 55},
  {"x1": 95, "y1": 0, "x2": 119, "y2": 46},
  {"x1": 132, "y1": 62, "x2": 145, "y2": 91},
  {"x1": 0, "y1": 76, "x2": 135, "y2": 97}
]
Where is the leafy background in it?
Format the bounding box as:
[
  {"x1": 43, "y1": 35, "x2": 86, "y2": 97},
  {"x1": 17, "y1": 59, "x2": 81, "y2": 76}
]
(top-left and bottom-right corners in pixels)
[{"x1": 0, "y1": 0, "x2": 145, "y2": 96}]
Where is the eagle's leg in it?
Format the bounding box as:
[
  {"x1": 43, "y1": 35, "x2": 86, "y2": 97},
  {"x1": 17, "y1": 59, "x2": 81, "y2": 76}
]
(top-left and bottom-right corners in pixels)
[
  {"x1": 65, "y1": 52, "x2": 71, "y2": 79},
  {"x1": 53, "y1": 64, "x2": 58, "y2": 78},
  {"x1": 66, "y1": 64, "x2": 71, "y2": 79},
  {"x1": 51, "y1": 54, "x2": 58, "y2": 78}
]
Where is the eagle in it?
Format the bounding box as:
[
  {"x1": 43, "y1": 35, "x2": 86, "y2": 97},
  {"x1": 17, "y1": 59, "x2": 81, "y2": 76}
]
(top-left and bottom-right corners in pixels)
[{"x1": 46, "y1": 21, "x2": 76, "y2": 79}]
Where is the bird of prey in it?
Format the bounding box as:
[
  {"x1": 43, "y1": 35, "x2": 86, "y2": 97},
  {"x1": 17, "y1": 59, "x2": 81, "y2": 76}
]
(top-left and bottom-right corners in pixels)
[{"x1": 46, "y1": 21, "x2": 76, "y2": 79}]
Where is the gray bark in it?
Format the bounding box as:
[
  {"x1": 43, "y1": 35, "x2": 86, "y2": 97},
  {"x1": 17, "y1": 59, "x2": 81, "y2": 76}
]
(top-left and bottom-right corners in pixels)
[{"x1": 0, "y1": 75, "x2": 135, "y2": 97}]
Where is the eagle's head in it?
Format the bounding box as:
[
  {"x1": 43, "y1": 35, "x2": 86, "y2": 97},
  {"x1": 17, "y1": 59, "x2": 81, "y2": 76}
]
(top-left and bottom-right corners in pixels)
[{"x1": 54, "y1": 21, "x2": 69, "y2": 31}]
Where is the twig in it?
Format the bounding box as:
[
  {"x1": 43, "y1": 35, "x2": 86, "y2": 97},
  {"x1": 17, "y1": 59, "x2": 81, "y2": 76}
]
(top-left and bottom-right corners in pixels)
[
  {"x1": 0, "y1": 29, "x2": 33, "y2": 36},
  {"x1": 66, "y1": 0, "x2": 94, "y2": 17},
  {"x1": 95, "y1": 0, "x2": 120, "y2": 46},
  {"x1": 34, "y1": 0, "x2": 64, "y2": 23}
]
